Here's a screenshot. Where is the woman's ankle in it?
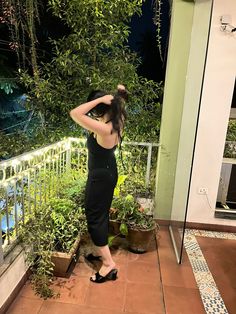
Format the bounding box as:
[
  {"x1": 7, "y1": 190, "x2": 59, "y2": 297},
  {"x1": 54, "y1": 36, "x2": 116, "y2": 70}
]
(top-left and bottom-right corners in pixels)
[{"x1": 102, "y1": 260, "x2": 116, "y2": 268}]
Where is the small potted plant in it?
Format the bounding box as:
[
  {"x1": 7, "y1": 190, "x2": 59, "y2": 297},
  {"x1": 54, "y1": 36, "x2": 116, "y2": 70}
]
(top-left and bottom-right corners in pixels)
[
  {"x1": 125, "y1": 199, "x2": 157, "y2": 253},
  {"x1": 110, "y1": 194, "x2": 157, "y2": 253}
]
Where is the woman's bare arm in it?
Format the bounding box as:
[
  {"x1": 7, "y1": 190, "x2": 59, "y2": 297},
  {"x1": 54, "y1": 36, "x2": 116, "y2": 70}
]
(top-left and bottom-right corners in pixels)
[{"x1": 70, "y1": 95, "x2": 113, "y2": 136}]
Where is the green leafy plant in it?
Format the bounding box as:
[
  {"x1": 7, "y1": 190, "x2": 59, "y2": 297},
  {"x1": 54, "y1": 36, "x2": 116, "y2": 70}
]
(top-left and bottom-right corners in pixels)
[
  {"x1": 49, "y1": 198, "x2": 87, "y2": 252},
  {"x1": 112, "y1": 194, "x2": 154, "y2": 228},
  {"x1": 19, "y1": 194, "x2": 87, "y2": 299},
  {"x1": 226, "y1": 120, "x2": 236, "y2": 141},
  {"x1": 58, "y1": 169, "x2": 87, "y2": 207},
  {"x1": 113, "y1": 185, "x2": 158, "y2": 253},
  {"x1": 0, "y1": 1, "x2": 163, "y2": 161},
  {"x1": 224, "y1": 120, "x2": 236, "y2": 158},
  {"x1": 18, "y1": 0, "x2": 162, "y2": 143}
]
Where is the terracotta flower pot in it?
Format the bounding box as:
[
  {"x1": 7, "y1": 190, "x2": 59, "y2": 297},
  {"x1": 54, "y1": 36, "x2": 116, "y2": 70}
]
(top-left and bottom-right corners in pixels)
[
  {"x1": 127, "y1": 224, "x2": 156, "y2": 254},
  {"x1": 109, "y1": 219, "x2": 121, "y2": 235}
]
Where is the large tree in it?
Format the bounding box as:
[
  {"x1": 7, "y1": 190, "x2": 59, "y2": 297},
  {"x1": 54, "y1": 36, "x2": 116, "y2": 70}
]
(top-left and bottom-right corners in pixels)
[
  {"x1": 0, "y1": 0, "x2": 162, "y2": 159},
  {"x1": 22, "y1": 0, "x2": 162, "y2": 141}
]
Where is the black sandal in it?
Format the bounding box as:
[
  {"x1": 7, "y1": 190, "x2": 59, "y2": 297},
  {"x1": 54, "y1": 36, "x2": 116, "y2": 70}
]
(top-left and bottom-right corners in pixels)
[{"x1": 90, "y1": 269, "x2": 118, "y2": 283}]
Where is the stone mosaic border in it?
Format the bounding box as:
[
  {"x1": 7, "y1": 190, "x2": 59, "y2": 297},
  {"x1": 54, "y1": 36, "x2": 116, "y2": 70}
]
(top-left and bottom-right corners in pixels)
[{"x1": 184, "y1": 229, "x2": 236, "y2": 314}]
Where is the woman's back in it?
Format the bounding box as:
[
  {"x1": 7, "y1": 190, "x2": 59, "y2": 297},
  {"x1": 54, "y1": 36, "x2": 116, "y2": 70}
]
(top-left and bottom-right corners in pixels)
[{"x1": 87, "y1": 133, "x2": 117, "y2": 172}]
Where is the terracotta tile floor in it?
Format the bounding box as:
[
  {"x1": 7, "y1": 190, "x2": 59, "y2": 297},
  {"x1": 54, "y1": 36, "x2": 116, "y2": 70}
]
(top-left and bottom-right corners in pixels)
[
  {"x1": 6, "y1": 227, "x2": 205, "y2": 314},
  {"x1": 196, "y1": 236, "x2": 236, "y2": 314}
]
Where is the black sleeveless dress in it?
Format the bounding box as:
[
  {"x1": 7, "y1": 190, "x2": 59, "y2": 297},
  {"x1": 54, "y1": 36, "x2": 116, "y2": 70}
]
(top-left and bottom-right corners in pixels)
[{"x1": 85, "y1": 133, "x2": 118, "y2": 246}]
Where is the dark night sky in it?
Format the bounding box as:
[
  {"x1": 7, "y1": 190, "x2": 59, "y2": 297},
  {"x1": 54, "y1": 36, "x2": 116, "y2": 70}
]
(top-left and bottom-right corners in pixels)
[
  {"x1": 129, "y1": 0, "x2": 170, "y2": 82},
  {"x1": 0, "y1": 0, "x2": 170, "y2": 82}
]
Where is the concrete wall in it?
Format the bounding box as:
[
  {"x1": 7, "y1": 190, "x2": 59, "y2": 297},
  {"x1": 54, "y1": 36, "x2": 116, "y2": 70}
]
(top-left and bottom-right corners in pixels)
[
  {"x1": 187, "y1": 0, "x2": 236, "y2": 226},
  {"x1": 155, "y1": 0, "x2": 195, "y2": 220},
  {"x1": 0, "y1": 251, "x2": 28, "y2": 309},
  {"x1": 171, "y1": 0, "x2": 213, "y2": 222}
]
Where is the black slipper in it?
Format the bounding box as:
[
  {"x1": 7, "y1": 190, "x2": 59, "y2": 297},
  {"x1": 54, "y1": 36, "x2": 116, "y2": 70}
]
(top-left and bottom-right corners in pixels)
[
  {"x1": 90, "y1": 269, "x2": 118, "y2": 283},
  {"x1": 85, "y1": 253, "x2": 102, "y2": 262}
]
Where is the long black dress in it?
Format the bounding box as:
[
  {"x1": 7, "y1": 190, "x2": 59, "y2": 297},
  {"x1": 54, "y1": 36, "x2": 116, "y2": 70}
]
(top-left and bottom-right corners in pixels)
[{"x1": 85, "y1": 133, "x2": 118, "y2": 246}]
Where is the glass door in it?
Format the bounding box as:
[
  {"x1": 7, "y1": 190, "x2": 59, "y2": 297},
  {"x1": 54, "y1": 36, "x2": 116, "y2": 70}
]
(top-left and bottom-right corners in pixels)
[{"x1": 168, "y1": 0, "x2": 214, "y2": 263}]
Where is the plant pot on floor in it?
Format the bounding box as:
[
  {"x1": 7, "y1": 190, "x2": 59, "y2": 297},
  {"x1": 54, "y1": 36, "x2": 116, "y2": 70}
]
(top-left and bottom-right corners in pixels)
[
  {"x1": 51, "y1": 236, "x2": 80, "y2": 277},
  {"x1": 127, "y1": 224, "x2": 156, "y2": 254},
  {"x1": 109, "y1": 219, "x2": 121, "y2": 235}
]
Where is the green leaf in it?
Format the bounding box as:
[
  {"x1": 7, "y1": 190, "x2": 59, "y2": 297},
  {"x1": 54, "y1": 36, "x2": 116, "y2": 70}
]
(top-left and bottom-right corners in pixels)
[
  {"x1": 120, "y1": 223, "x2": 128, "y2": 236},
  {"x1": 108, "y1": 235, "x2": 116, "y2": 247}
]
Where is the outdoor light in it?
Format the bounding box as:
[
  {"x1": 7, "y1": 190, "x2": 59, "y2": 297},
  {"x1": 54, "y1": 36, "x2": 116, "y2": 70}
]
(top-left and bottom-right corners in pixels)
[
  {"x1": 22, "y1": 155, "x2": 32, "y2": 161},
  {"x1": 11, "y1": 160, "x2": 20, "y2": 166}
]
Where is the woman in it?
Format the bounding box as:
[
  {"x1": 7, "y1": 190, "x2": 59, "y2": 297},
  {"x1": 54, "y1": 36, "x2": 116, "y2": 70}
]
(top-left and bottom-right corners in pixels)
[{"x1": 70, "y1": 84, "x2": 127, "y2": 283}]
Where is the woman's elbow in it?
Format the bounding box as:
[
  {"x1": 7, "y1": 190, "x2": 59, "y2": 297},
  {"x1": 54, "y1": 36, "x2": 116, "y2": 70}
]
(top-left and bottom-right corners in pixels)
[
  {"x1": 69, "y1": 109, "x2": 74, "y2": 118},
  {"x1": 70, "y1": 109, "x2": 78, "y2": 121},
  {"x1": 69, "y1": 109, "x2": 81, "y2": 124}
]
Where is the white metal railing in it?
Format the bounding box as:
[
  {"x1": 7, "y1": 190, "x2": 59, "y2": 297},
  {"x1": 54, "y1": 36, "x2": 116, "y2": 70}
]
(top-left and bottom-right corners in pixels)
[{"x1": 0, "y1": 137, "x2": 159, "y2": 265}]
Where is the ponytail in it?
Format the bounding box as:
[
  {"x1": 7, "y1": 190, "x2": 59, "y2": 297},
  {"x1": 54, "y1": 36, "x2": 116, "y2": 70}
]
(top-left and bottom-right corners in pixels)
[
  {"x1": 109, "y1": 89, "x2": 128, "y2": 139},
  {"x1": 87, "y1": 88, "x2": 128, "y2": 139}
]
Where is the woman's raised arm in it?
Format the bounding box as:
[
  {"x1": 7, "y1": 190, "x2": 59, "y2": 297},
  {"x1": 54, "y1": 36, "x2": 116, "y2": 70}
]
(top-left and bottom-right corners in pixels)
[{"x1": 69, "y1": 95, "x2": 113, "y2": 136}]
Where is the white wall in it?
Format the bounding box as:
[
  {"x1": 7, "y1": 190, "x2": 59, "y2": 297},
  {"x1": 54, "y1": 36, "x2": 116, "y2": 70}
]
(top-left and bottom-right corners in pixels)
[
  {"x1": 0, "y1": 251, "x2": 28, "y2": 309},
  {"x1": 187, "y1": 0, "x2": 236, "y2": 225}
]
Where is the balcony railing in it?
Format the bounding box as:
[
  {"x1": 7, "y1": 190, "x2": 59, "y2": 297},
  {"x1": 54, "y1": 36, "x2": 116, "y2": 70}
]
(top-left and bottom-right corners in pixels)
[{"x1": 0, "y1": 137, "x2": 159, "y2": 266}]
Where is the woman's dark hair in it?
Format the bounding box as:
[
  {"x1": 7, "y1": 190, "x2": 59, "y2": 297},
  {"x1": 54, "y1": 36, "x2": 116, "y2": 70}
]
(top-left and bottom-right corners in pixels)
[{"x1": 87, "y1": 88, "x2": 127, "y2": 138}]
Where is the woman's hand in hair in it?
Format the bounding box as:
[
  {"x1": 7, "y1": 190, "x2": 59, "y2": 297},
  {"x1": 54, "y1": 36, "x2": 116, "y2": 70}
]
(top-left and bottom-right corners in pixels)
[
  {"x1": 117, "y1": 84, "x2": 128, "y2": 102},
  {"x1": 117, "y1": 84, "x2": 126, "y2": 91},
  {"x1": 101, "y1": 94, "x2": 114, "y2": 105}
]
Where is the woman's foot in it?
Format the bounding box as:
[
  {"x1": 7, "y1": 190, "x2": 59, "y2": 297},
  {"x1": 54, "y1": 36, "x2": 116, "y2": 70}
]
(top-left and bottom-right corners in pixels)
[
  {"x1": 99, "y1": 262, "x2": 116, "y2": 277},
  {"x1": 90, "y1": 262, "x2": 117, "y2": 282},
  {"x1": 90, "y1": 268, "x2": 118, "y2": 283}
]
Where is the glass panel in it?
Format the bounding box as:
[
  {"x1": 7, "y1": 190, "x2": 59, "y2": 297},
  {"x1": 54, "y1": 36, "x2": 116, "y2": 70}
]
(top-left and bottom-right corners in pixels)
[{"x1": 167, "y1": 0, "x2": 213, "y2": 263}]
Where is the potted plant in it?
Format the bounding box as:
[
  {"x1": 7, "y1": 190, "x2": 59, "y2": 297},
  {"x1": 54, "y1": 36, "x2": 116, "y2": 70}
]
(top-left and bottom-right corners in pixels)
[
  {"x1": 109, "y1": 175, "x2": 127, "y2": 235},
  {"x1": 19, "y1": 195, "x2": 87, "y2": 299},
  {"x1": 48, "y1": 198, "x2": 87, "y2": 276},
  {"x1": 125, "y1": 200, "x2": 157, "y2": 254},
  {"x1": 110, "y1": 194, "x2": 157, "y2": 253}
]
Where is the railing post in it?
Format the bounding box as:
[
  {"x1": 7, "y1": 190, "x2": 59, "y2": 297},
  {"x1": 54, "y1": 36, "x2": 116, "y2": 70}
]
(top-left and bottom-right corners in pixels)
[
  {"x1": 66, "y1": 140, "x2": 72, "y2": 173},
  {"x1": 0, "y1": 246, "x2": 3, "y2": 266},
  {"x1": 145, "y1": 144, "x2": 153, "y2": 188},
  {"x1": 0, "y1": 212, "x2": 4, "y2": 266}
]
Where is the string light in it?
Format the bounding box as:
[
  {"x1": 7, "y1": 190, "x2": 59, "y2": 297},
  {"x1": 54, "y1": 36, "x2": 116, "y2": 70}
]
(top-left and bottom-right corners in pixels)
[
  {"x1": 0, "y1": 137, "x2": 86, "y2": 189},
  {"x1": 11, "y1": 159, "x2": 20, "y2": 166}
]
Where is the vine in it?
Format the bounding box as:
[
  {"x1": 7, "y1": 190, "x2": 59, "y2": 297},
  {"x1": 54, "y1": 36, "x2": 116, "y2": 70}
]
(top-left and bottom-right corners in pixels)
[
  {"x1": 153, "y1": 0, "x2": 163, "y2": 63},
  {"x1": 0, "y1": 0, "x2": 40, "y2": 75}
]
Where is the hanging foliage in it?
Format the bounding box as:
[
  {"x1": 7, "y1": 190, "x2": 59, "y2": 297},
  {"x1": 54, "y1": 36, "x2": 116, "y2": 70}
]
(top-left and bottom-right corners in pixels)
[
  {"x1": 0, "y1": 0, "x2": 40, "y2": 75},
  {"x1": 153, "y1": 0, "x2": 163, "y2": 63}
]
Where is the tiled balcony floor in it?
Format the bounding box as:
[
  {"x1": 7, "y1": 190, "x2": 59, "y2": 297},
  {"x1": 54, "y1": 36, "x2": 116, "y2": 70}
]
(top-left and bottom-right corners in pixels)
[
  {"x1": 196, "y1": 234, "x2": 236, "y2": 314},
  {"x1": 6, "y1": 227, "x2": 205, "y2": 314}
]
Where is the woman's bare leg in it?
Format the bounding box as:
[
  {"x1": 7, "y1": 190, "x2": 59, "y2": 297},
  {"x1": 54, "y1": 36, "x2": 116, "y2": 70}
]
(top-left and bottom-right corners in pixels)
[{"x1": 94, "y1": 245, "x2": 116, "y2": 276}]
